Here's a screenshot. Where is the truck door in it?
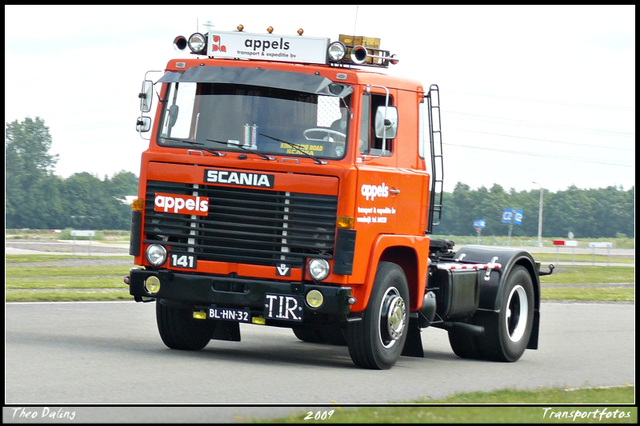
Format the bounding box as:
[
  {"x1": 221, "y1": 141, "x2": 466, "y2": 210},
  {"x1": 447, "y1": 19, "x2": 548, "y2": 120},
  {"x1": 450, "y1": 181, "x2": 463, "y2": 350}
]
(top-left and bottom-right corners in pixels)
[{"x1": 355, "y1": 88, "x2": 399, "y2": 232}]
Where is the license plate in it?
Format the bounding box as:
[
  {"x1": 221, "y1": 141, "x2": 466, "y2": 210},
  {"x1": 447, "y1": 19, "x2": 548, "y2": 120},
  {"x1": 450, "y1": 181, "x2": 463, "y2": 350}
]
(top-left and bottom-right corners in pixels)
[
  {"x1": 264, "y1": 293, "x2": 304, "y2": 322},
  {"x1": 207, "y1": 307, "x2": 251, "y2": 323}
]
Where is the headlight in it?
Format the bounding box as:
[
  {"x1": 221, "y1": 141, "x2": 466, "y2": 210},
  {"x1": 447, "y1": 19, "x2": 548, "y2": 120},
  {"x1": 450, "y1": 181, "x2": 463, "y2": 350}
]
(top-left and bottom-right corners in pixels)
[
  {"x1": 145, "y1": 244, "x2": 167, "y2": 266},
  {"x1": 308, "y1": 258, "x2": 330, "y2": 281},
  {"x1": 188, "y1": 33, "x2": 207, "y2": 54},
  {"x1": 327, "y1": 41, "x2": 346, "y2": 62}
]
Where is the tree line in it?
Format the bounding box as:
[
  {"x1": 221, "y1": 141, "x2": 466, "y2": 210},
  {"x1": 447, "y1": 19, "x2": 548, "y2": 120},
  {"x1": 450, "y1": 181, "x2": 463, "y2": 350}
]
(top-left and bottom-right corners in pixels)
[
  {"x1": 5, "y1": 117, "x2": 635, "y2": 238},
  {"x1": 435, "y1": 182, "x2": 634, "y2": 239},
  {"x1": 6, "y1": 117, "x2": 138, "y2": 231}
]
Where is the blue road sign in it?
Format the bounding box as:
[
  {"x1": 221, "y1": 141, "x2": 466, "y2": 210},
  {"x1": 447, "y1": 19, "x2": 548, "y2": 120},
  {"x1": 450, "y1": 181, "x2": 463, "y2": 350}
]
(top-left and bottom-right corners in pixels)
[
  {"x1": 473, "y1": 219, "x2": 485, "y2": 229},
  {"x1": 502, "y1": 209, "x2": 523, "y2": 225},
  {"x1": 502, "y1": 209, "x2": 513, "y2": 224},
  {"x1": 514, "y1": 209, "x2": 523, "y2": 225}
]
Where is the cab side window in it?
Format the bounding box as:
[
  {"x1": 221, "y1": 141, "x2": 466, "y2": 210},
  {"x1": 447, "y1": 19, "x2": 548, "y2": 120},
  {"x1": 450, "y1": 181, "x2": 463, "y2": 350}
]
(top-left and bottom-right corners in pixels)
[{"x1": 360, "y1": 92, "x2": 394, "y2": 156}]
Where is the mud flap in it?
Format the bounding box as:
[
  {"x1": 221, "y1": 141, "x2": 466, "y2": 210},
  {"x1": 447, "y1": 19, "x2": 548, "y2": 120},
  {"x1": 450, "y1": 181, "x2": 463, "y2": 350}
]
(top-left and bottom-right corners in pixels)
[
  {"x1": 401, "y1": 317, "x2": 424, "y2": 357},
  {"x1": 212, "y1": 321, "x2": 241, "y2": 342}
]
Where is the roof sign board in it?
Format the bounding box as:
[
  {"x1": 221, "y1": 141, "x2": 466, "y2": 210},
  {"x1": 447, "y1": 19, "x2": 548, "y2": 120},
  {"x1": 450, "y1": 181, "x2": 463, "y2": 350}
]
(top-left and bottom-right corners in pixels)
[{"x1": 207, "y1": 31, "x2": 329, "y2": 65}]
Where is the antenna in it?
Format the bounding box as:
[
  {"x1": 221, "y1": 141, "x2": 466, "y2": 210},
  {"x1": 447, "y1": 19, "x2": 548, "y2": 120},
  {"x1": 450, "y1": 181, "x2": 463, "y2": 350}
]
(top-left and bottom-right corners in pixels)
[{"x1": 353, "y1": 6, "x2": 359, "y2": 35}]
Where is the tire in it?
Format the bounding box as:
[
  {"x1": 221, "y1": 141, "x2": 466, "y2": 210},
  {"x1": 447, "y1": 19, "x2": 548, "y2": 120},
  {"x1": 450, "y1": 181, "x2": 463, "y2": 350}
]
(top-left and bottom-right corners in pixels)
[
  {"x1": 346, "y1": 262, "x2": 410, "y2": 369},
  {"x1": 477, "y1": 265, "x2": 534, "y2": 362},
  {"x1": 156, "y1": 300, "x2": 217, "y2": 351}
]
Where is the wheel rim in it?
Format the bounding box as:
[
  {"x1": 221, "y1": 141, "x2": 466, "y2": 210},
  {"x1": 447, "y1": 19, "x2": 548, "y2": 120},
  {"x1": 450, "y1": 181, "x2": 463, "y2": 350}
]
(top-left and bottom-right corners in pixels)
[
  {"x1": 505, "y1": 284, "x2": 528, "y2": 342},
  {"x1": 378, "y1": 287, "x2": 407, "y2": 349}
]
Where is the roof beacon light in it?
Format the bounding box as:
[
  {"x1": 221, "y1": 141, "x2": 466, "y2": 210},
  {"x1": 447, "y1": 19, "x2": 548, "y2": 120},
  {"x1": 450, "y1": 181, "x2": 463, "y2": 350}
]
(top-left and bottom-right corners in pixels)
[
  {"x1": 297, "y1": 28, "x2": 304, "y2": 36},
  {"x1": 267, "y1": 26, "x2": 274, "y2": 34},
  {"x1": 237, "y1": 24, "x2": 244, "y2": 32}
]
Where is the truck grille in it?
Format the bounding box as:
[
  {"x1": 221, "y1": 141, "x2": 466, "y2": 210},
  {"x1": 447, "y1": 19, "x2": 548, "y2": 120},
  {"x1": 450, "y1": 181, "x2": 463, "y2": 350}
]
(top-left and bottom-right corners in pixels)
[{"x1": 143, "y1": 180, "x2": 338, "y2": 268}]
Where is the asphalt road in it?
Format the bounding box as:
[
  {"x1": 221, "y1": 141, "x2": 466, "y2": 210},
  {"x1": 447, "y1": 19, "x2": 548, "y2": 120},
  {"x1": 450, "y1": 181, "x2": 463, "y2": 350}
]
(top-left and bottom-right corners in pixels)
[{"x1": 5, "y1": 300, "x2": 634, "y2": 423}]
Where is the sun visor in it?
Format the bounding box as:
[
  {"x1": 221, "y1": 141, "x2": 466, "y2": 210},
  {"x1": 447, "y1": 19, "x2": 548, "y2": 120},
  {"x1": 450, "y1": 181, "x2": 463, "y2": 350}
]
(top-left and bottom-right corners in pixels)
[
  {"x1": 157, "y1": 67, "x2": 352, "y2": 98},
  {"x1": 157, "y1": 71, "x2": 183, "y2": 83}
]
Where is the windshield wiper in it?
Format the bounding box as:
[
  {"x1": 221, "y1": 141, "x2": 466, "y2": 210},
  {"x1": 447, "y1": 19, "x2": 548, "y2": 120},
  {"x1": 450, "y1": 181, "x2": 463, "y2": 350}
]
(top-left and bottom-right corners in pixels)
[
  {"x1": 161, "y1": 138, "x2": 226, "y2": 157},
  {"x1": 259, "y1": 133, "x2": 327, "y2": 165},
  {"x1": 206, "y1": 139, "x2": 276, "y2": 161}
]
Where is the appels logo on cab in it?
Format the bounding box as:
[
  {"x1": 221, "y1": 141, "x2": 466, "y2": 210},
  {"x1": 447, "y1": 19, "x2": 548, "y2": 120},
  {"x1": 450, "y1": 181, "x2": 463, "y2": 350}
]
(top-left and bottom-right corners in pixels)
[{"x1": 154, "y1": 193, "x2": 209, "y2": 216}]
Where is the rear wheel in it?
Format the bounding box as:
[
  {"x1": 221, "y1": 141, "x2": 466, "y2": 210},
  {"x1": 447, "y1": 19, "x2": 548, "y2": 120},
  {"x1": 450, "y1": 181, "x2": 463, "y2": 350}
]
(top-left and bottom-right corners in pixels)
[
  {"x1": 477, "y1": 265, "x2": 534, "y2": 361},
  {"x1": 346, "y1": 262, "x2": 409, "y2": 369},
  {"x1": 156, "y1": 300, "x2": 217, "y2": 351}
]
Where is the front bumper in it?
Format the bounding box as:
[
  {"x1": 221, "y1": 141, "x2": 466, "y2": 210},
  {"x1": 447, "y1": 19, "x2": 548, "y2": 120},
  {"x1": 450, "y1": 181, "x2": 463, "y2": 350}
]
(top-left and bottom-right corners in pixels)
[{"x1": 128, "y1": 268, "x2": 353, "y2": 324}]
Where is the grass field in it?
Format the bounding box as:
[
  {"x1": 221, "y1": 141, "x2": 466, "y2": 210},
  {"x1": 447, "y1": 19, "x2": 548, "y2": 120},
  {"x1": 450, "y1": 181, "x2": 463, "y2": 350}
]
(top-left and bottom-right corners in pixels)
[
  {"x1": 257, "y1": 386, "x2": 636, "y2": 423},
  {"x1": 5, "y1": 253, "x2": 634, "y2": 303}
]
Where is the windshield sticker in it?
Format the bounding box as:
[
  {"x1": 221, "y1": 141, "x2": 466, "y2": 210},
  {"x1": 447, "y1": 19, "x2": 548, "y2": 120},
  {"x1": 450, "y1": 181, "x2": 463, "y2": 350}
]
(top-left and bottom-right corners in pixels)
[{"x1": 280, "y1": 143, "x2": 324, "y2": 156}]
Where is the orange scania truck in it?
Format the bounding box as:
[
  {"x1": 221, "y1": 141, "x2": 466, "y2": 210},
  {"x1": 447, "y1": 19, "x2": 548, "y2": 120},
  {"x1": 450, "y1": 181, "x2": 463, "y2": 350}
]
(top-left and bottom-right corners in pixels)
[{"x1": 127, "y1": 25, "x2": 552, "y2": 369}]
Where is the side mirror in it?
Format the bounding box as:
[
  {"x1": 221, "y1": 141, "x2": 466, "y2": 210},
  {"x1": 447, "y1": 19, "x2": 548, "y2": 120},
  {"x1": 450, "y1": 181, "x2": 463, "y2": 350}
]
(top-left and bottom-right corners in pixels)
[
  {"x1": 139, "y1": 80, "x2": 154, "y2": 113},
  {"x1": 136, "y1": 117, "x2": 151, "y2": 133},
  {"x1": 168, "y1": 104, "x2": 180, "y2": 128},
  {"x1": 375, "y1": 106, "x2": 398, "y2": 139}
]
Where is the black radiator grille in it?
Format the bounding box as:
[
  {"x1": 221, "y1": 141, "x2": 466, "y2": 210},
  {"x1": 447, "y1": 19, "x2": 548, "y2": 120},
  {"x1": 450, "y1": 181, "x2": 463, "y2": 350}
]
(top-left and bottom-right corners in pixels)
[{"x1": 143, "y1": 180, "x2": 338, "y2": 268}]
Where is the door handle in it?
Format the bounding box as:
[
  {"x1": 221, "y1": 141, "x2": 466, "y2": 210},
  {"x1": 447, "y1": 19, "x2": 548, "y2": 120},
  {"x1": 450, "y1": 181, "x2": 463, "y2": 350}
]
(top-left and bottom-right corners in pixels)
[{"x1": 390, "y1": 189, "x2": 400, "y2": 195}]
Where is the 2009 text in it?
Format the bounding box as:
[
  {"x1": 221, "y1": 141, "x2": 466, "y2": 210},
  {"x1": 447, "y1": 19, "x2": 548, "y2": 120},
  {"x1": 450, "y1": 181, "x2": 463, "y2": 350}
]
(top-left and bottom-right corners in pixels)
[{"x1": 304, "y1": 410, "x2": 335, "y2": 421}]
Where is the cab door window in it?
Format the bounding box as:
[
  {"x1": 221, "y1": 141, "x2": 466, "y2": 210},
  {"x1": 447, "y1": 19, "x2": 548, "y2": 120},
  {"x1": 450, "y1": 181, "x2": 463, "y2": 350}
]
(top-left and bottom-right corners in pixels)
[{"x1": 360, "y1": 92, "x2": 394, "y2": 157}]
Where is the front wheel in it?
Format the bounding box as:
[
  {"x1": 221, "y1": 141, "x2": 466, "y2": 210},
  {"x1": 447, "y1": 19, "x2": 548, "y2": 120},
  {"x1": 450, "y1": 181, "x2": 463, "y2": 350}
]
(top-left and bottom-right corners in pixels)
[
  {"x1": 477, "y1": 265, "x2": 534, "y2": 361},
  {"x1": 156, "y1": 300, "x2": 217, "y2": 351},
  {"x1": 346, "y1": 262, "x2": 410, "y2": 369}
]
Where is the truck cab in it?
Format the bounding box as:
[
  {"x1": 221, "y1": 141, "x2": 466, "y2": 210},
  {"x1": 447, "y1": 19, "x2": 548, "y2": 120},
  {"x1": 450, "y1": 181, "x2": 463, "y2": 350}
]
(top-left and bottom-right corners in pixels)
[{"x1": 128, "y1": 26, "x2": 545, "y2": 369}]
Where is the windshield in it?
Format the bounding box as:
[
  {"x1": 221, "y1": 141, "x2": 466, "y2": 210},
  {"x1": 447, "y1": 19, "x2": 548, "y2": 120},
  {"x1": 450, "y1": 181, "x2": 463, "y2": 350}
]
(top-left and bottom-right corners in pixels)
[{"x1": 158, "y1": 82, "x2": 351, "y2": 160}]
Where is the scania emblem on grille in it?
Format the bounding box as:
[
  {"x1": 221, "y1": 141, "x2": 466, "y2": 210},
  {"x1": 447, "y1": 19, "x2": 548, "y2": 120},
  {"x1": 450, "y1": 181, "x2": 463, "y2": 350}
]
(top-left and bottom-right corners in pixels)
[
  {"x1": 204, "y1": 169, "x2": 275, "y2": 188},
  {"x1": 276, "y1": 263, "x2": 291, "y2": 276}
]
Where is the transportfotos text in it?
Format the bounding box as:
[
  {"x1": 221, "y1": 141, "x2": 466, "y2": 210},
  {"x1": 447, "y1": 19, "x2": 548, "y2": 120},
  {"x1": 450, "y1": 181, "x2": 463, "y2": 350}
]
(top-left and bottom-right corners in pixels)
[{"x1": 542, "y1": 407, "x2": 632, "y2": 421}]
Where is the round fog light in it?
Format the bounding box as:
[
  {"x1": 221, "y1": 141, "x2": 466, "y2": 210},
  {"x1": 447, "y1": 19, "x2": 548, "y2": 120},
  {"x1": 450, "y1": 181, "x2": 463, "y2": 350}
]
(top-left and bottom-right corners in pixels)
[
  {"x1": 144, "y1": 276, "x2": 161, "y2": 294},
  {"x1": 308, "y1": 258, "x2": 330, "y2": 281},
  {"x1": 145, "y1": 244, "x2": 167, "y2": 266},
  {"x1": 306, "y1": 289, "x2": 324, "y2": 309}
]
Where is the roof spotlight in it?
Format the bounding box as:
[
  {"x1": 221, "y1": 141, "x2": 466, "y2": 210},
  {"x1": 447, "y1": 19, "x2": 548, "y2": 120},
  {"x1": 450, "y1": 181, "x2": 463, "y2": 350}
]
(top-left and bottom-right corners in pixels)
[
  {"x1": 327, "y1": 41, "x2": 346, "y2": 62},
  {"x1": 188, "y1": 33, "x2": 207, "y2": 54}
]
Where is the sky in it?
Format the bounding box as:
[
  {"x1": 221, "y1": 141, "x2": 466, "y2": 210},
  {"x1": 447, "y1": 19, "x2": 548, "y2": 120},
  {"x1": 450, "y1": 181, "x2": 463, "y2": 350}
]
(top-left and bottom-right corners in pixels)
[{"x1": 5, "y1": 5, "x2": 635, "y2": 193}]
